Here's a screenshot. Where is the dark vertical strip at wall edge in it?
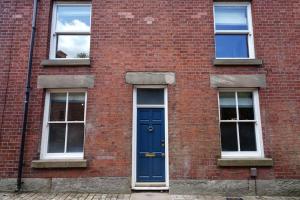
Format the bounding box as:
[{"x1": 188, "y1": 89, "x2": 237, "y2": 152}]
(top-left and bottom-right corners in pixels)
[{"x1": 16, "y1": 0, "x2": 39, "y2": 192}]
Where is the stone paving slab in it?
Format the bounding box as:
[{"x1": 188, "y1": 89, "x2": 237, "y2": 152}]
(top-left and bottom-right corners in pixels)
[{"x1": 0, "y1": 193, "x2": 299, "y2": 200}]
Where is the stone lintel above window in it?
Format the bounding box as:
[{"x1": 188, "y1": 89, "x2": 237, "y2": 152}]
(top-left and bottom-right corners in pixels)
[
  {"x1": 210, "y1": 74, "x2": 266, "y2": 88},
  {"x1": 37, "y1": 75, "x2": 95, "y2": 89},
  {"x1": 213, "y1": 59, "x2": 263, "y2": 66}
]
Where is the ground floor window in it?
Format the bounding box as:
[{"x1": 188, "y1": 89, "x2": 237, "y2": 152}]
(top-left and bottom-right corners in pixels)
[
  {"x1": 218, "y1": 89, "x2": 264, "y2": 158},
  {"x1": 40, "y1": 89, "x2": 87, "y2": 159}
]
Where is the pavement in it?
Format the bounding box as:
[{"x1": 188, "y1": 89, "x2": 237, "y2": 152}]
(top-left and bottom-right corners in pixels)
[{"x1": 0, "y1": 193, "x2": 299, "y2": 200}]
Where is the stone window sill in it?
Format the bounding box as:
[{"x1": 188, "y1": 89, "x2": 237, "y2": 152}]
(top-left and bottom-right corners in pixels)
[
  {"x1": 31, "y1": 159, "x2": 87, "y2": 169},
  {"x1": 217, "y1": 158, "x2": 273, "y2": 167},
  {"x1": 41, "y1": 59, "x2": 90, "y2": 67},
  {"x1": 213, "y1": 59, "x2": 263, "y2": 66}
]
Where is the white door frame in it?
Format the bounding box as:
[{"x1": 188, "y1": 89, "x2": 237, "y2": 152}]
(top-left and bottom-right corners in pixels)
[{"x1": 131, "y1": 85, "x2": 169, "y2": 190}]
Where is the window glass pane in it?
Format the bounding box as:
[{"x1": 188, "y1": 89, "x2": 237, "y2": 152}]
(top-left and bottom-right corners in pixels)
[
  {"x1": 56, "y1": 5, "x2": 91, "y2": 32},
  {"x1": 220, "y1": 122, "x2": 238, "y2": 151},
  {"x1": 137, "y1": 89, "x2": 164, "y2": 105},
  {"x1": 56, "y1": 35, "x2": 90, "y2": 58},
  {"x1": 239, "y1": 122, "x2": 257, "y2": 151},
  {"x1": 238, "y1": 92, "x2": 254, "y2": 120},
  {"x1": 50, "y1": 93, "x2": 66, "y2": 121},
  {"x1": 219, "y1": 92, "x2": 236, "y2": 120},
  {"x1": 48, "y1": 123, "x2": 66, "y2": 153},
  {"x1": 216, "y1": 34, "x2": 249, "y2": 58},
  {"x1": 215, "y1": 6, "x2": 248, "y2": 30},
  {"x1": 67, "y1": 123, "x2": 84, "y2": 152},
  {"x1": 68, "y1": 93, "x2": 85, "y2": 121}
]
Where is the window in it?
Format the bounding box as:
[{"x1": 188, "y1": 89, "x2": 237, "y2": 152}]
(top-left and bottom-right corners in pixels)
[
  {"x1": 218, "y1": 90, "x2": 264, "y2": 158},
  {"x1": 214, "y1": 3, "x2": 254, "y2": 59},
  {"x1": 40, "y1": 90, "x2": 87, "y2": 159},
  {"x1": 50, "y1": 2, "x2": 91, "y2": 59},
  {"x1": 137, "y1": 89, "x2": 164, "y2": 105}
]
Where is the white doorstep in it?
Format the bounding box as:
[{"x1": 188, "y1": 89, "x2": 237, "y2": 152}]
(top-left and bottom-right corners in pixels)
[{"x1": 130, "y1": 192, "x2": 170, "y2": 200}]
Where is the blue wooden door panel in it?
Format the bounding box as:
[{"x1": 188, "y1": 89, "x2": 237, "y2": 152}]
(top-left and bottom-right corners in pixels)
[{"x1": 137, "y1": 108, "x2": 165, "y2": 182}]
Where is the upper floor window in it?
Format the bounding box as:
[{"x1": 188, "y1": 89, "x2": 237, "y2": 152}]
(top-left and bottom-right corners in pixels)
[
  {"x1": 218, "y1": 90, "x2": 264, "y2": 158},
  {"x1": 50, "y1": 2, "x2": 91, "y2": 59},
  {"x1": 214, "y1": 3, "x2": 255, "y2": 59}
]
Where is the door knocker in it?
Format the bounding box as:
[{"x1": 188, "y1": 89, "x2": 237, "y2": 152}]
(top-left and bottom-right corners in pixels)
[{"x1": 148, "y1": 125, "x2": 154, "y2": 132}]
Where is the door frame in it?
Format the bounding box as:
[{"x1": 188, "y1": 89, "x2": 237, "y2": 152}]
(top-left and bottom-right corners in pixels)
[{"x1": 131, "y1": 85, "x2": 169, "y2": 190}]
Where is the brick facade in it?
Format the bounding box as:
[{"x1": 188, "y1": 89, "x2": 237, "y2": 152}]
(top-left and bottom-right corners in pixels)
[{"x1": 0, "y1": 0, "x2": 299, "y2": 193}]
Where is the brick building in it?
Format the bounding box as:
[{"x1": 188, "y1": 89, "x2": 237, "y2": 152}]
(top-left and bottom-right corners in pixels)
[{"x1": 0, "y1": 0, "x2": 299, "y2": 195}]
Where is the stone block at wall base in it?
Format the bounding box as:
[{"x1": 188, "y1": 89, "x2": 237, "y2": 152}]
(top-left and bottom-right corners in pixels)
[
  {"x1": 170, "y1": 180, "x2": 254, "y2": 196},
  {"x1": 170, "y1": 180, "x2": 300, "y2": 196},
  {"x1": 51, "y1": 177, "x2": 131, "y2": 193},
  {"x1": 256, "y1": 180, "x2": 300, "y2": 196},
  {"x1": 0, "y1": 177, "x2": 130, "y2": 193},
  {"x1": 0, "y1": 178, "x2": 51, "y2": 192},
  {"x1": 1, "y1": 178, "x2": 299, "y2": 196}
]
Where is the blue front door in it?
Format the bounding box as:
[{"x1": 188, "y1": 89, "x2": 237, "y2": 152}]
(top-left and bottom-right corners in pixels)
[{"x1": 137, "y1": 108, "x2": 165, "y2": 182}]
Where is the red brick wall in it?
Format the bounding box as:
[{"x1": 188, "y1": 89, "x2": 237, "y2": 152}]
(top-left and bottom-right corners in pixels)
[
  {"x1": 0, "y1": 0, "x2": 299, "y2": 180},
  {"x1": 0, "y1": 0, "x2": 33, "y2": 178}
]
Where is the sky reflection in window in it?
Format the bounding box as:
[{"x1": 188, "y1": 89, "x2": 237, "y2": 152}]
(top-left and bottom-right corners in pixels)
[{"x1": 56, "y1": 5, "x2": 91, "y2": 32}]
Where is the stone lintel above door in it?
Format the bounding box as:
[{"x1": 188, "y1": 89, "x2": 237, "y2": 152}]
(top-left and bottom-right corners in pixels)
[{"x1": 125, "y1": 72, "x2": 176, "y2": 85}]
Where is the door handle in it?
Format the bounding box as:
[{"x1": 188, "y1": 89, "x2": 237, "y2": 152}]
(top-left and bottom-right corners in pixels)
[{"x1": 145, "y1": 152, "x2": 156, "y2": 157}]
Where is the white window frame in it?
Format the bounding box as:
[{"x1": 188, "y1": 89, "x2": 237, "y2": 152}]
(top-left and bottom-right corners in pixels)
[
  {"x1": 217, "y1": 89, "x2": 264, "y2": 158},
  {"x1": 40, "y1": 89, "x2": 87, "y2": 159},
  {"x1": 213, "y1": 2, "x2": 255, "y2": 59},
  {"x1": 49, "y1": 2, "x2": 92, "y2": 59}
]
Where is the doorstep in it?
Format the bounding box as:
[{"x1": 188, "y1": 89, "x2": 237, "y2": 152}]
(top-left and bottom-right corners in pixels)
[
  {"x1": 131, "y1": 193, "x2": 170, "y2": 200},
  {"x1": 133, "y1": 182, "x2": 168, "y2": 191}
]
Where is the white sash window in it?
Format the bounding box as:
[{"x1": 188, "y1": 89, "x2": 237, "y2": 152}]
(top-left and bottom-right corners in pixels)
[
  {"x1": 218, "y1": 89, "x2": 264, "y2": 158},
  {"x1": 214, "y1": 2, "x2": 255, "y2": 59},
  {"x1": 40, "y1": 90, "x2": 87, "y2": 159},
  {"x1": 49, "y1": 2, "x2": 91, "y2": 59}
]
